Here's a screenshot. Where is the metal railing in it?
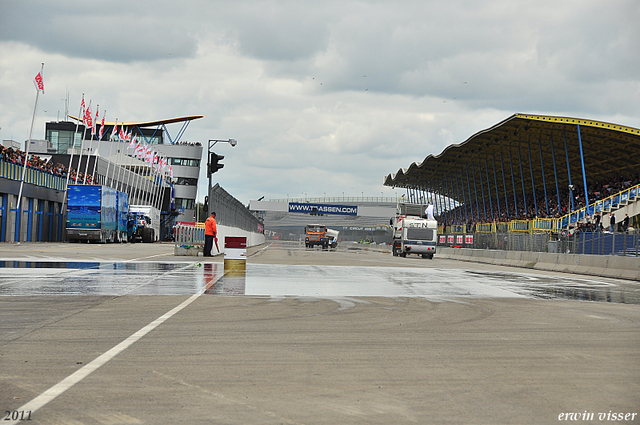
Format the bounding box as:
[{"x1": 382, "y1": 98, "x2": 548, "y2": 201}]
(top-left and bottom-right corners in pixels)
[
  {"x1": 558, "y1": 183, "x2": 640, "y2": 229},
  {"x1": 0, "y1": 159, "x2": 67, "y2": 190},
  {"x1": 174, "y1": 223, "x2": 205, "y2": 246}
]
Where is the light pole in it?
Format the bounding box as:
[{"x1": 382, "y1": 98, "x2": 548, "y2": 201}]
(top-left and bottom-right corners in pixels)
[{"x1": 207, "y1": 139, "x2": 237, "y2": 215}]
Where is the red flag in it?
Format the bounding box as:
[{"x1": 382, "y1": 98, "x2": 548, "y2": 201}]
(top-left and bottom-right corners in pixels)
[
  {"x1": 92, "y1": 107, "x2": 99, "y2": 136},
  {"x1": 81, "y1": 96, "x2": 86, "y2": 124},
  {"x1": 111, "y1": 122, "x2": 118, "y2": 139},
  {"x1": 84, "y1": 103, "x2": 92, "y2": 128},
  {"x1": 34, "y1": 72, "x2": 45, "y2": 93},
  {"x1": 99, "y1": 111, "x2": 106, "y2": 139}
]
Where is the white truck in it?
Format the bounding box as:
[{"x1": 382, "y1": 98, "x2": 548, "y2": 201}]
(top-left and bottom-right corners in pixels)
[
  {"x1": 128, "y1": 205, "x2": 160, "y2": 243},
  {"x1": 391, "y1": 202, "x2": 437, "y2": 259},
  {"x1": 326, "y1": 228, "x2": 340, "y2": 248}
]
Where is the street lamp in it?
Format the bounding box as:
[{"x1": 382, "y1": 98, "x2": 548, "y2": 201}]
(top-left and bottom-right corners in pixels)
[
  {"x1": 207, "y1": 139, "x2": 237, "y2": 178},
  {"x1": 206, "y1": 138, "x2": 237, "y2": 215}
]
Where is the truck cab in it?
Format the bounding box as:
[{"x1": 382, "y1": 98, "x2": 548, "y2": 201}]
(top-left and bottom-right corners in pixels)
[
  {"x1": 391, "y1": 202, "x2": 437, "y2": 259},
  {"x1": 305, "y1": 224, "x2": 328, "y2": 249}
]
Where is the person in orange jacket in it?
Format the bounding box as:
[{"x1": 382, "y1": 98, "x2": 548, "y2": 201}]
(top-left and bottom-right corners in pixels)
[{"x1": 204, "y1": 212, "x2": 217, "y2": 257}]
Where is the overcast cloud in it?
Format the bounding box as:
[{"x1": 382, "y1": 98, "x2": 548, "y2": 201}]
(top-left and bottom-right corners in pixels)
[{"x1": 1, "y1": 0, "x2": 639, "y2": 204}]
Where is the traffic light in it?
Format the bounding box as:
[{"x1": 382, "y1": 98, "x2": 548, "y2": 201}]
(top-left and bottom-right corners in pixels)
[{"x1": 208, "y1": 152, "x2": 224, "y2": 176}]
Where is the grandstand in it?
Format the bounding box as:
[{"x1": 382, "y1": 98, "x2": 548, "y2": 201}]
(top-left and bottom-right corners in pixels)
[{"x1": 384, "y1": 114, "x2": 640, "y2": 231}]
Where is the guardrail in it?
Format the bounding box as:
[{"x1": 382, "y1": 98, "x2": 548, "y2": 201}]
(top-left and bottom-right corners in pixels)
[
  {"x1": 559, "y1": 183, "x2": 639, "y2": 228},
  {"x1": 0, "y1": 159, "x2": 67, "y2": 190}
]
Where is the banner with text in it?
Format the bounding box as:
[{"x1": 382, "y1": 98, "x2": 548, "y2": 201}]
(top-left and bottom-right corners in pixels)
[{"x1": 288, "y1": 202, "x2": 358, "y2": 216}]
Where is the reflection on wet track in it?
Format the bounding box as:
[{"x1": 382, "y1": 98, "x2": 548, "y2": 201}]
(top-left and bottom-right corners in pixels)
[{"x1": 0, "y1": 260, "x2": 638, "y2": 304}]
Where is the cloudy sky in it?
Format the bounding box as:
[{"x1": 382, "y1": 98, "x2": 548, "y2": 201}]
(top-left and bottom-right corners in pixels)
[{"x1": 1, "y1": 0, "x2": 639, "y2": 204}]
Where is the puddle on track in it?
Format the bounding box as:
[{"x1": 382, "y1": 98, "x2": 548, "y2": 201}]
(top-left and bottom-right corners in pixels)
[{"x1": 0, "y1": 261, "x2": 638, "y2": 304}]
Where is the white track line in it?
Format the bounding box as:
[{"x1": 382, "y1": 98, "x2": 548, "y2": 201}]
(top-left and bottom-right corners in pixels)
[{"x1": 7, "y1": 282, "x2": 208, "y2": 424}]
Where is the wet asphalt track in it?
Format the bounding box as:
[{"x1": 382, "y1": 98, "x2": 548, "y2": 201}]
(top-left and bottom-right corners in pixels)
[
  {"x1": 0, "y1": 241, "x2": 638, "y2": 303},
  {"x1": 1, "y1": 241, "x2": 639, "y2": 425}
]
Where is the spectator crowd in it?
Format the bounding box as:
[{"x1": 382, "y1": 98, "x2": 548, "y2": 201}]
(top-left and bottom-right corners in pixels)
[
  {"x1": 436, "y1": 172, "x2": 640, "y2": 231},
  {"x1": 0, "y1": 145, "x2": 95, "y2": 184}
]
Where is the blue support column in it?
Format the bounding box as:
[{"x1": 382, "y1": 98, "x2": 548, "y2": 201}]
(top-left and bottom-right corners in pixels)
[
  {"x1": 518, "y1": 146, "x2": 528, "y2": 217},
  {"x1": 563, "y1": 129, "x2": 575, "y2": 212},
  {"x1": 455, "y1": 171, "x2": 467, "y2": 223},
  {"x1": 464, "y1": 166, "x2": 474, "y2": 221},
  {"x1": 447, "y1": 172, "x2": 462, "y2": 222},
  {"x1": 538, "y1": 136, "x2": 549, "y2": 216},
  {"x1": 508, "y1": 150, "x2": 519, "y2": 218},
  {"x1": 549, "y1": 135, "x2": 561, "y2": 216},
  {"x1": 439, "y1": 178, "x2": 448, "y2": 223},
  {"x1": 470, "y1": 164, "x2": 481, "y2": 220},
  {"x1": 484, "y1": 159, "x2": 494, "y2": 221},
  {"x1": 492, "y1": 156, "x2": 501, "y2": 219},
  {"x1": 500, "y1": 152, "x2": 509, "y2": 218},
  {"x1": 436, "y1": 179, "x2": 444, "y2": 220},
  {"x1": 527, "y1": 140, "x2": 538, "y2": 217},
  {"x1": 576, "y1": 124, "x2": 590, "y2": 212},
  {"x1": 476, "y1": 163, "x2": 487, "y2": 220},
  {"x1": 0, "y1": 194, "x2": 5, "y2": 242},
  {"x1": 444, "y1": 173, "x2": 452, "y2": 222}
]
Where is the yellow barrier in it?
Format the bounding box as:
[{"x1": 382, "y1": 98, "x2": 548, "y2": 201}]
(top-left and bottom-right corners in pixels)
[
  {"x1": 450, "y1": 224, "x2": 465, "y2": 234},
  {"x1": 509, "y1": 220, "x2": 531, "y2": 233},
  {"x1": 0, "y1": 160, "x2": 67, "y2": 190},
  {"x1": 476, "y1": 223, "x2": 495, "y2": 233}
]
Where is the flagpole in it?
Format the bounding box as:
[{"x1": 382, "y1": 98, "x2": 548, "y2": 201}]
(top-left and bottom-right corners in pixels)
[
  {"x1": 131, "y1": 141, "x2": 142, "y2": 204},
  {"x1": 16, "y1": 63, "x2": 44, "y2": 241},
  {"x1": 114, "y1": 127, "x2": 127, "y2": 190},
  {"x1": 91, "y1": 110, "x2": 105, "y2": 182},
  {"x1": 77, "y1": 99, "x2": 90, "y2": 185},
  {"x1": 105, "y1": 119, "x2": 117, "y2": 188},
  {"x1": 62, "y1": 95, "x2": 85, "y2": 213},
  {"x1": 83, "y1": 104, "x2": 97, "y2": 184},
  {"x1": 124, "y1": 136, "x2": 136, "y2": 199}
]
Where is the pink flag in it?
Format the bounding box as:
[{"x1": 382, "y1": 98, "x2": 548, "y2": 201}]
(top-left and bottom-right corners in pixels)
[
  {"x1": 34, "y1": 72, "x2": 45, "y2": 93},
  {"x1": 85, "y1": 104, "x2": 92, "y2": 129},
  {"x1": 111, "y1": 122, "x2": 118, "y2": 139},
  {"x1": 81, "y1": 96, "x2": 86, "y2": 124},
  {"x1": 134, "y1": 143, "x2": 144, "y2": 157},
  {"x1": 169, "y1": 164, "x2": 173, "y2": 178},
  {"x1": 129, "y1": 135, "x2": 137, "y2": 148},
  {"x1": 99, "y1": 111, "x2": 106, "y2": 140},
  {"x1": 92, "y1": 107, "x2": 99, "y2": 136}
]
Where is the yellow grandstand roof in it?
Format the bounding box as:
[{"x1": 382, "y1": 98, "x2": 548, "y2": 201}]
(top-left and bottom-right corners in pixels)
[
  {"x1": 384, "y1": 113, "x2": 640, "y2": 198},
  {"x1": 68, "y1": 115, "x2": 203, "y2": 127}
]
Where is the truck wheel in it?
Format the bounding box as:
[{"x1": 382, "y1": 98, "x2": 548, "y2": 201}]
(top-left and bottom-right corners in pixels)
[
  {"x1": 422, "y1": 253, "x2": 428, "y2": 259},
  {"x1": 428, "y1": 253, "x2": 434, "y2": 259},
  {"x1": 400, "y1": 252, "x2": 406, "y2": 258},
  {"x1": 392, "y1": 246, "x2": 397, "y2": 256},
  {"x1": 142, "y1": 227, "x2": 153, "y2": 243}
]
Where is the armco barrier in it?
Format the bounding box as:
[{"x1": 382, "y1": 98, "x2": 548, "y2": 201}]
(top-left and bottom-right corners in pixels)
[{"x1": 437, "y1": 247, "x2": 640, "y2": 281}]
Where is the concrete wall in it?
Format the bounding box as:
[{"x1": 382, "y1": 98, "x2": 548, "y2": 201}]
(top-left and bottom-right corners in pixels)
[{"x1": 437, "y1": 247, "x2": 640, "y2": 281}]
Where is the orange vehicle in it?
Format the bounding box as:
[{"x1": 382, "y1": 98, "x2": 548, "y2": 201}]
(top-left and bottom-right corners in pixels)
[{"x1": 305, "y1": 224, "x2": 328, "y2": 249}]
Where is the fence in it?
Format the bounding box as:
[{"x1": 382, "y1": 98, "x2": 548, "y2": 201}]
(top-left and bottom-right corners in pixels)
[
  {"x1": 557, "y1": 232, "x2": 640, "y2": 256},
  {"x1": 174, "y1": 223, "x2": 205, "y2": 246},
  {"x1": 0, "y1": 160, "x2": 67, "y2": 190},
  {"x1": 438, "y1": 230, "x2": 640, "y2": 257},
  {"x1": 209, "y1": 184, "x2": 263, "y2": 234}
]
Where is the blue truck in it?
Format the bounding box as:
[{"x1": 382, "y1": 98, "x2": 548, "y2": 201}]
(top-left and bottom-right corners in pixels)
[{"x1": 66, "y1": 185, "x2": 126, "y2": 243}]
